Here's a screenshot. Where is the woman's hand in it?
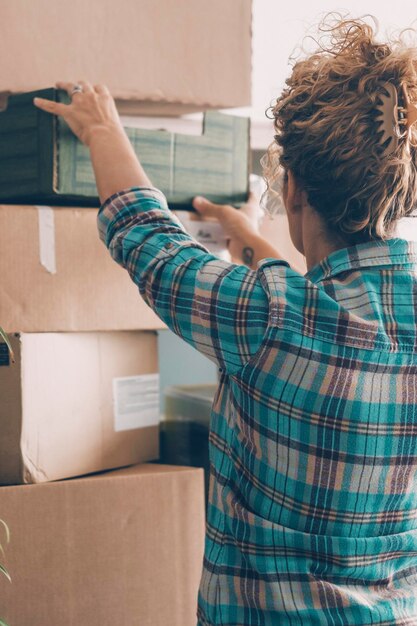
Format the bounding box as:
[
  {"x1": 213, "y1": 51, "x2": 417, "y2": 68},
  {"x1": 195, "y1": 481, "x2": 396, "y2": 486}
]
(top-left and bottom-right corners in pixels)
[
  {"x1": 34, "y1": 80, "x2": 151, "y2": 201},
  {"x1": 192, "y1": 193, "x2": 262, "y2": 266},
  {"x1": 33, "y1": 81, "x2": 124, "y2": 146},
  {"x1": 192, "y1": 194, "x2": 283, "y2": 268}
]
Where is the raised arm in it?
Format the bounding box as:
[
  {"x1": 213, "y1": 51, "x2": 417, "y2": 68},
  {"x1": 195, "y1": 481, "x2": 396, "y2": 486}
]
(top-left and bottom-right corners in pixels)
[
  {"x1": 33, "y1": 81, "x2": 274, "y2": 375},
  {"x1": 34, "y1": 81, "x2": 285, "y2": 269}
]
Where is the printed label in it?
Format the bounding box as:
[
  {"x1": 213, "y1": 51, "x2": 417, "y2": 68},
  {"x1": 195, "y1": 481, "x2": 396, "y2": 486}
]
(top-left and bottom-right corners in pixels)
[
  {"x1": 0, "y1": 343, "x2": 10, "y2": 367},
  {"x1": 37, "y1": 206, "x2": 57, "y2": 274},
  {"x1": 113, "y1": 374, "x2": 160, "y2": 432}
]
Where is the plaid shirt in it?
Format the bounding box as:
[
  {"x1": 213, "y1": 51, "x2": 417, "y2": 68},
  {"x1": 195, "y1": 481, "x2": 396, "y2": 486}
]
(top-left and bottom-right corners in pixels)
[{"x1": 99, "y1": 187, "x2": 417, "y2": 626}]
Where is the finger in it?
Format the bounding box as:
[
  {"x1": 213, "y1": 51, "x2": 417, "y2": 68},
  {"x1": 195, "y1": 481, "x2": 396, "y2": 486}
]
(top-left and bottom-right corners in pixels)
[
  {"x1": 192, "y1": 196, "x2": 229, "y2": 218},
  {"x1": 189, "y1": 211, "x2": 218, "y2": 223},
  {"x1": 55, "y1": 81, "x2": 92, "y2": 99},
  {"x1": 78, "y1": 80, "x2": 94, "y2": 93},
  {"x1": 94, "y1": 84, "x2": 110, "y2": 96},
  {"x1": 56, "y1": 81, "x2": 76, "y2": 97},
  {"x1": 33, "y1": 97, "x2": 68, "y2": 116}
]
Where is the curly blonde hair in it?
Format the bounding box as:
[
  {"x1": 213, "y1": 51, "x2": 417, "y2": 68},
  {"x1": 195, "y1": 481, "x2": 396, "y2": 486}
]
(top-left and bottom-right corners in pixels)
[{"x1": 267, "y1": 14, "x2": 417, "y2": 243}]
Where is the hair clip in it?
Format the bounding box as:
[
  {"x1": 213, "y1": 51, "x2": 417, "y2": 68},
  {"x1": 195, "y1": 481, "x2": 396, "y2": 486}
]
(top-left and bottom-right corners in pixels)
[{"x1": 375, "y1": 81, "x2": 417, "y2": 157}]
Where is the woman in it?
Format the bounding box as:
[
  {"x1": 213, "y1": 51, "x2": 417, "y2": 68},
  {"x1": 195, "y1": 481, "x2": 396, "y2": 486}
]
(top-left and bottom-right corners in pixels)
[{"x1": 35, "y1": 16, "x2": 417, "y2": 626}]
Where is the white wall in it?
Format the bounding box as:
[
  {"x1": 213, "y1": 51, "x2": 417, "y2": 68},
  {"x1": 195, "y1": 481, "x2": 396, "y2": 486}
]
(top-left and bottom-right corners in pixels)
[{"x1": 244, "y1": 1, "x2": 417, "y2": 122}]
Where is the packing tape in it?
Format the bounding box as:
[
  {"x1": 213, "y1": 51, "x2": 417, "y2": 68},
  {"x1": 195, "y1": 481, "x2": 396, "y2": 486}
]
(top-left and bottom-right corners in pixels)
[{"x1": 37, "y1": 206, "x2": 57, "y2": 274}]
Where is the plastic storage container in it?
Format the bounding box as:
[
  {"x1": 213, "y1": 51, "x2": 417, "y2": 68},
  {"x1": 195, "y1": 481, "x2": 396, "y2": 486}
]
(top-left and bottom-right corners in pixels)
[{"x1": 160, "y1": 384, "x2": 217, "y2": 498}]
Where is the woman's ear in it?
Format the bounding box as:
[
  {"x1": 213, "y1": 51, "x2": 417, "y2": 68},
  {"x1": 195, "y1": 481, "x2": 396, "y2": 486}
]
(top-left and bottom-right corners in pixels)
[{"x1": 285, "y1": 170, "x2": 303, "y2": 215}]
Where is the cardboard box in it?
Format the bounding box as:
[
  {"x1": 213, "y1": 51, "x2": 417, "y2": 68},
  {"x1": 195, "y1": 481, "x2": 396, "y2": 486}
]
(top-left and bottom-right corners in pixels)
[
  {"x1": 0, "y1": 204, "x2": 165, "y2": 332},
  {"x1": 0, "y1": 332, "x2": 160, "y2": 484},
  {"x1": 0, "y1": 89, "x2": 250, "y2": 207},
  {"x1": 0, "y1": 464, "x2": 205, "y2": 626},
  {"x1": 0, "y1": 0, "x2": 251, "y2": 115}
]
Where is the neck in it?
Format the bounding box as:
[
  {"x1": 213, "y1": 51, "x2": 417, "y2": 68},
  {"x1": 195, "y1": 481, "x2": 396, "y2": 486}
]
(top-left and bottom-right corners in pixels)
[{"x1": 301, "y1": 204, "x2": 349, "y2": 271}]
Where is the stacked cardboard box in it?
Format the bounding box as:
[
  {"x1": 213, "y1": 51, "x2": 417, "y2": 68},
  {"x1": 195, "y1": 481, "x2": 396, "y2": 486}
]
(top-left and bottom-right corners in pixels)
[
  {"x1": 0, "y1": 332, "x2": 160, "y2": 484},
  {"x1": 0, "y1": 0, "x2": 252, "y2": 623},
  {"x1": 0, "y1": 465, "x2": 206, "y2": 626},
  {"x1": 0, "y1": 0, "x2": 251, "y2": 115}
]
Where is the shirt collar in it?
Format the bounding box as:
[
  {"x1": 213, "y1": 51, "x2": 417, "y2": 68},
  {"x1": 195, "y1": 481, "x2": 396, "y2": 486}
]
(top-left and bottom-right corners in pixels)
[{"x1": 305, "y1": 237, "x2": 417, "y2": 283}]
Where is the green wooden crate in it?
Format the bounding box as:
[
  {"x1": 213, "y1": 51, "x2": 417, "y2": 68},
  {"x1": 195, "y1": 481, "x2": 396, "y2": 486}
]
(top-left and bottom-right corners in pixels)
[{"x1": 0, "y1": 88, "x2": 250, "y2": 208}]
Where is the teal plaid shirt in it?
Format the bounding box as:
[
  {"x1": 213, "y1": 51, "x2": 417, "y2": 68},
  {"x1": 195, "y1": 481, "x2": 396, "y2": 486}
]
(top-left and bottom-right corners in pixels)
[{"x1": 99, "y1": 187, "x2": 417, "y2": 626}]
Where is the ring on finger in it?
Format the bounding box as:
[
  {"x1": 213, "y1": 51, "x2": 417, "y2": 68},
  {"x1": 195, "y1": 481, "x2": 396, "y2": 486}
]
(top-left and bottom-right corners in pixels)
[{"x1": 71, "y1": 84, "x2": 83, "y2": 95}]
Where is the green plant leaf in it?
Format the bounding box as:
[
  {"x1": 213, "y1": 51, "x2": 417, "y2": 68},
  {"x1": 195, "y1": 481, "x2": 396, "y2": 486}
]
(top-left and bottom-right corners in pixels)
[
  {"x1": 0, "y1": 520, "x2": 10, "y2": 545},
  {"x1": 0, "y1": 619, "x2": 9, "y2": 626},
  {"x1": 0, "y1": 564, "x2": 11, "y2": 583},
  {"x1": 0, "y1": 327, "x2": 14, "y2": 363}
]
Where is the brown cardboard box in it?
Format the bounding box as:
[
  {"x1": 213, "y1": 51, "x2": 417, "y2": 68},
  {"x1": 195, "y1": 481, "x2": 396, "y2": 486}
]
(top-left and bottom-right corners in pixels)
[
  {"x1": 0, "y1": 0, "x2": 252, "y2": 115},
  {"x1": 0, "y1": 464, "x2": 205, "y2": 626},
  {"x1": 0, "y1": 331, "x2": 160, "y2": 484},
  {"x1": 0, "y1": 205, "x2": 303, "y2": 336},
  {"x1": 0, "y1": 204, "x2": 165, "y2": 332}
]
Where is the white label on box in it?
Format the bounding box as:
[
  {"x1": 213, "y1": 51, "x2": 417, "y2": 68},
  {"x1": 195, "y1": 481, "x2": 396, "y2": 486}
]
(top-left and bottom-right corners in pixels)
[
  {"x1": 37, "y1": 206, "x2": 57, "y2": 274},
  {"x1": 113, "y1": 374, "x2": 160, "y2": 432}
]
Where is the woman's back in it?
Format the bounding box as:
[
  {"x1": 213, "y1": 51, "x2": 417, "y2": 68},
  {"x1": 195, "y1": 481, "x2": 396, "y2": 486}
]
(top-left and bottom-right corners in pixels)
[
  {"x1": 91, "y1": 12, "x2": 417, "y2": 626},
  {"x1": 199, "y1": 237, "x2": 417, "y2": 625}
]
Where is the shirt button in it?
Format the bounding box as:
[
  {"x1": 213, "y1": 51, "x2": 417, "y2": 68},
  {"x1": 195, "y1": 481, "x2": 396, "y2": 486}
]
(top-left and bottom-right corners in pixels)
[{"x1": 164, "y1": 242, "x2": 174, "y2": 250}]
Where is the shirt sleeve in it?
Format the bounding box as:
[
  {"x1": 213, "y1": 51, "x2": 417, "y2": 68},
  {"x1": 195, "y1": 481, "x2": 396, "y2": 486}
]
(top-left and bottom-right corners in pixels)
[{"x1": 97, "y1": 186, "x2": 273, "y2": 375}]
